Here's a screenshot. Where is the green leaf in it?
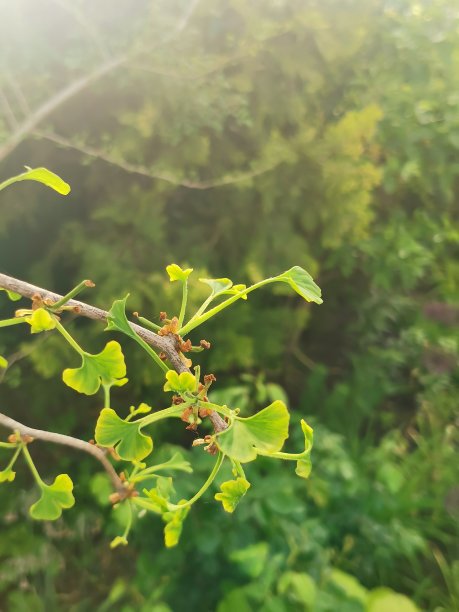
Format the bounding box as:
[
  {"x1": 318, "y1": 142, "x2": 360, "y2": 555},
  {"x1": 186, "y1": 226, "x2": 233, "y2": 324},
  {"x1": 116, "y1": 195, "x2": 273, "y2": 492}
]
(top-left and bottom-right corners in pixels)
[
  {"x1": 276, "y1": 266, "x2": 322, "y2": 304},
  {"x1": 95, "y1": 408, "x2": 153, "y2": 461},
  {"x1": 0, "y1": 466, "x2": 16, "y2": 483},
  {"x1": 105, "y1": 295, "x2": 137, "y2": 339},
  {"x1": 200, "y1": 277, "x2": 233, "y2": 297},
  {"x1": 215, "y1": 477, "x2": 251, "y2": 512},
  {"x1": 0, "y1": 288, "x2": 21, "y2": 301},
  {"x1": 163, "y1": 370, "x2": 196, "y2": 393},
  {"x1": 26, "y1": 308, "x2": 56, "y2": 334},
  {"x1": 0, "y1": 355, "x2": 7, "y2": 369},
  {"x1": 0, "y1": 167, "x2": 71, "y2": 195},
  {"x1": 62, "y1": 340, "x2": 126, "y2": 395},
  {"x1": 166, "y1": 264, "x2": 193, "y2": 281},
  {"x1": 146, "y1": 452, "x2": 193, "y2": 475},
  {"x1": 216, "y1": 400, "x2": 290, "y2": 463},
  {"x1": 162, "y1": 503, "x2": 190, "y2": 548},
  {"x1": 29, "y1": 474, "x2": 75, "y2": 520},
  {"x1": 295, "y1": 420, "x2": 314, "y2": 479},
  {"x1": 328, "y1": 569, "x2": 368, "y2": 604}
]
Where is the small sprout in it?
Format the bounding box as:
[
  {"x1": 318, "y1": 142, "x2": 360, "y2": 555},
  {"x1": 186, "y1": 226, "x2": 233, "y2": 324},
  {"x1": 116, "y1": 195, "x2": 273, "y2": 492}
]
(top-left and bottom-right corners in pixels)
[
  {"x1": 159, "y1": 311, "x2": 167, "y2": 321},
  {"x1": 159, "y1": 316, "x2": 180, "y2": 336},
  {"x1": 159, "y1": 352, "x2": 167, "y2": 361},
  {"x1": 180, "y1": 339, "x2": 192, "y2": 352},
  {"x1": 200, "y1": 340, "x2": 211, "y2": 349},
  {"x1": 84, "y1": 280, "x2": 95, "y2": 288}
]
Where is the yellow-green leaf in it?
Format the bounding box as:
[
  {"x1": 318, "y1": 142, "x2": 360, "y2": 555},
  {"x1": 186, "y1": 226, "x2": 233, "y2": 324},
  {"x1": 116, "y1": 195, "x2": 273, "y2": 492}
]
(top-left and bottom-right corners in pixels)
[
  {"x1": 166, "y1": 264, "x2": 193, "y2": 282},
  {"x1": 0, "y1": 167, "x2": 70, "y2": 195},
  {"x1": 62, "y1": 341, "x2": 126, "y2": 395},
  {"x1": 29, "y1": 474, "x2": 75, "y2": 520},
  {"x1": 0, "y1": 288, "x2": 21, "y2": 301},
  {"x1": 95, "y1": 407, "x2": 153, "y2": 461},
  {"x1": 0, "y1": 466, "x2": 16, "y2": 483},
  {"x1": 27, "y1": 308, "x2": 56, "y2": 334},
  {"x1": 216, "y1": 400, "x2": 290, "y2": 463},
  {"x1": 163, "y1": 370, "x2": 196, "y2": 393},
  {"x1": 277, "y1": 266, "x2": 322, "y2": 304},
  {"x1": 215, "y1": 477, "x2": 251, "y2": 512},
  {"x1": 0, "y1": 355, "x2": 7, "y2": 369}
]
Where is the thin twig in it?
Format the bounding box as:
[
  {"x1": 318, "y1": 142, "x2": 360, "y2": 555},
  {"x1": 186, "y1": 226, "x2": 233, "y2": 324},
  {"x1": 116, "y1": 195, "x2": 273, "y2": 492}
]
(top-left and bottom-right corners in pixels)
[
  {"x1": 35, "y1": 130, "x2": 281, "y2": 190},
  {"x1": 0, "y1": 410, "x2": 126, "y2": 495}
]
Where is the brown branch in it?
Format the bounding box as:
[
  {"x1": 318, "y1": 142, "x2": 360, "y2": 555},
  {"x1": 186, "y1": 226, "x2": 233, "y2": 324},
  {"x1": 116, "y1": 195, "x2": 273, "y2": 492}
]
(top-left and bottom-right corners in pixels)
[
  {"x1": 0, "y1": 411, "x2": 126, "y2": 496},
  {"x1": 0, "y1": 272, "x2": 228, "y2": 457},
  {"x1": 0, "y1": 272, "x2": 186, "y2": 374}
]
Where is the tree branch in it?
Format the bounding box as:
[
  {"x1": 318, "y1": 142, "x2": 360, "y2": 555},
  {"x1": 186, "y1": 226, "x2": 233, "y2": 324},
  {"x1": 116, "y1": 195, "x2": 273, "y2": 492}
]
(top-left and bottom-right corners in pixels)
[
  {"x1": 0, "y1": 410, "x2": 126, "y2": 495},
  {"x1": 0, "y1": 272, "x2": 228, "y2": 481},
  {"x1": 35, "y1": 130, "x2": 281, "y2": 190}
]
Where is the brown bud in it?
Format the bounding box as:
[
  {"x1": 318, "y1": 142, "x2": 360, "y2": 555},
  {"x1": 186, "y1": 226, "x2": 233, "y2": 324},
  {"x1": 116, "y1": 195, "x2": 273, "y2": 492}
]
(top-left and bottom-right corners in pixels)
[
  {"x1": 84, "y1": 280, "x2": 96, "y2": 288},
  {"x1": 109, "y1": 492, "x2": 121, "y2": 505},
  {"x1": 199, "y1": 407, "x2": 213, "y2": 418},
  {"x1": 204, "y1": 373, "x2": 216, "y2": 385},
  {"x1": 72, "y1": 305, "x2": 82, "y2": 314},
  {"x1": 159, "y1": 352, "x2": 167, "y2": 361},
  {"x1": 180, "y1": 407, "x2": 193, "y2": 423},
  {"x1": 133, "y1": 311, "x2": 139, "y2": 318},
  {"x1": 200, "y1": 340, "x2": 211, "y2": 350},
  {"x1": 172, "y1": 395, "x2": 185, "y2": 405},
  {"x1": 180, "y1": 339, "x2": 192, "y2": 352},
  {"x1": 159, "y1": 311, "x2": 167, "y2": 321}
]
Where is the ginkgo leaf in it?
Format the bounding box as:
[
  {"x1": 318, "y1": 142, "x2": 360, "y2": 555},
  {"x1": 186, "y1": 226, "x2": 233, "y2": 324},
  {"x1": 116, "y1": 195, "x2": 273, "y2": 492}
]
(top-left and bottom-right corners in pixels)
[
  {"x1": 276, "y1": 266, "x2": 322, "y2": 304},
  {"x1": 295, "y1": 420, "x2": 314, "y2": 479},
  {"x1": 27, "y1": 308, "x2": 56, "y2": 334},
  {"x1": 0, "y1": 288, "x2": 21, "y2": 301},
  {"x1": 0, "y1": 167, "x2": 71, "y2": 195},
  {"x1": 95, "y1": 408, "x2": 153, "y2": 461},
  {"x1": 215, "y1": 477, "x2": 251, "y2": 512},
  {"x1": 200, "y1": 277, "x2": 233, "y2": 297},
  {"x1": 105, "y1": 295, "x2": 137, "y2": 339},
  {"x1": 163, "y1": 370, "x2": 196, "y2": 393},
  {"x1": 215, "y1": 401, "x2": 290, "y2": 463},
  {"x1": 166, "y1": 264, "x2": 193, "y2": 281},
  {"x1": 110, "y1": 536, "x2": 128, "y2": 549},
  {"x1": 0, "y1": 355, "x2": 7, "y2": 369},
  {"x1": 0, "y1": 466, "x2": 16, "y2": 483},
  {"x1": 29, "y1": 474, "x2": 75, "y2": 520},
  {"x1": 162, "y1": 503, "x2": 190, "y2": 548},
  {"x1": 62, "y1": 341, "x2": 126, "y2": 395}
]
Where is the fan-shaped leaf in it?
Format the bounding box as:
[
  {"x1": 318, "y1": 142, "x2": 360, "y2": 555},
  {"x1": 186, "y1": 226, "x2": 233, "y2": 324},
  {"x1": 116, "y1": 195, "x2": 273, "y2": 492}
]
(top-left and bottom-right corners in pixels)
[
  {"x1": 215, "y1": 477, "x2": 251, "y2": 512},
  {"x1": 62, "y1": 341, "x2": 126, "y2": 395},
  {"x1": 95, "y1": 408, "x2": 153, "y2": 461},
  {"x1": 29, "y1": 474, "x2": 75, "y2": 520}
]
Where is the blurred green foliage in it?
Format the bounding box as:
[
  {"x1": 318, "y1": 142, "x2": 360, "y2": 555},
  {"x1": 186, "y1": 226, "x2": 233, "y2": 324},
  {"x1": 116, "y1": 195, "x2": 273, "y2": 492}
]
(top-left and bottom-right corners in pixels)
[{"x1": 0, "y1": 0, "x2": 458, "y2": 610}]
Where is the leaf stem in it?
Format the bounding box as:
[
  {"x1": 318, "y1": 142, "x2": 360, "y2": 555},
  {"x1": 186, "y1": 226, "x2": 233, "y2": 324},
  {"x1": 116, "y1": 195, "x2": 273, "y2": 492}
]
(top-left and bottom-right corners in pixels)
[
  {"x1": 50, "y1": 280, "x2": 94, "y2": 310},
  {"x1": 139, "y1": 405, "x2": 185, "y2": 428},
  {"x1": 134, "y1": 315, "x2": 161, "y2": 332},
  {"x1": 168, "y1": 452, "x2": 224, "y2": 510},
  {"x1": 22, "y1": 444, "x2": 44, "y2": 487},
  {"x1": 103, "y1": 384, "x2": 111, "y2": 409},
  {"x1": 0, "y1": 317, "x2": 28, "y2": 328},
  {"x1": 4, "y1": 445, "x2": 22, "y2": 472},
  {"x1": 178, "y1": 280, "x2": 188, "y2": 327},
  {"x1": 180, "y1": 278, "x2": 274, "y2": 335},
  {"x1": 0, "y1": 441, "x2": 17, "y2": 449},
  {"x1": 54, "y1": 320, "x2": 85, "y2": 355}
]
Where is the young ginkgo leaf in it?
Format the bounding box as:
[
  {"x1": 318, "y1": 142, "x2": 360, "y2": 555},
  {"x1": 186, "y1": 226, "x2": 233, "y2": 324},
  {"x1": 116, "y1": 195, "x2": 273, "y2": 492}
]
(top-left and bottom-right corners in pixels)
[
  {"x1": 27, "y1": 308, "x2": 56, "y2": 334},
  {"x1": 163, "y1": 503, "x2": 189, "y2": 548},
  {"x1": 0, "y1": 167, "x2": 71, "y2": 195},
  {"x1": 276, "y1": 266, "x2": 322, "y2": 304},
  {"x1": 0, "y1": 466, "x2": 16, "y2": 483},
  {"x1": 215, "y1": 477, "x2": 251, "y2": 512},
  {"x1": 0, "y1": 288, "x2": 21, "y2": 301},
  {"x1": 62, "y1": 341, "x2": 126, "y2": 395},
  {"x1": 163, "y1": 370, "x2": 196, "y2": 393},
  {"x1": 0, "y1": 355, "x2": 7, "y2": 369},
  {"x1": 166, "y1": 264, "x2": 193, "y2": 282},
  {"x1": 216, "y1": 400, "x2": 290, "y2": 463},
  {"x1": 199, "y1": 277, "x2": 233, "y2": 297},
  {"x1": 29, "y1": 474, "x2": 75, "y2": 520},
  {"x1": 95, "y1": 408, "x2": 153, "y2": 461},
  {"x1": 295, "y1": 420, "x2": 314, "y2": 479}
]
